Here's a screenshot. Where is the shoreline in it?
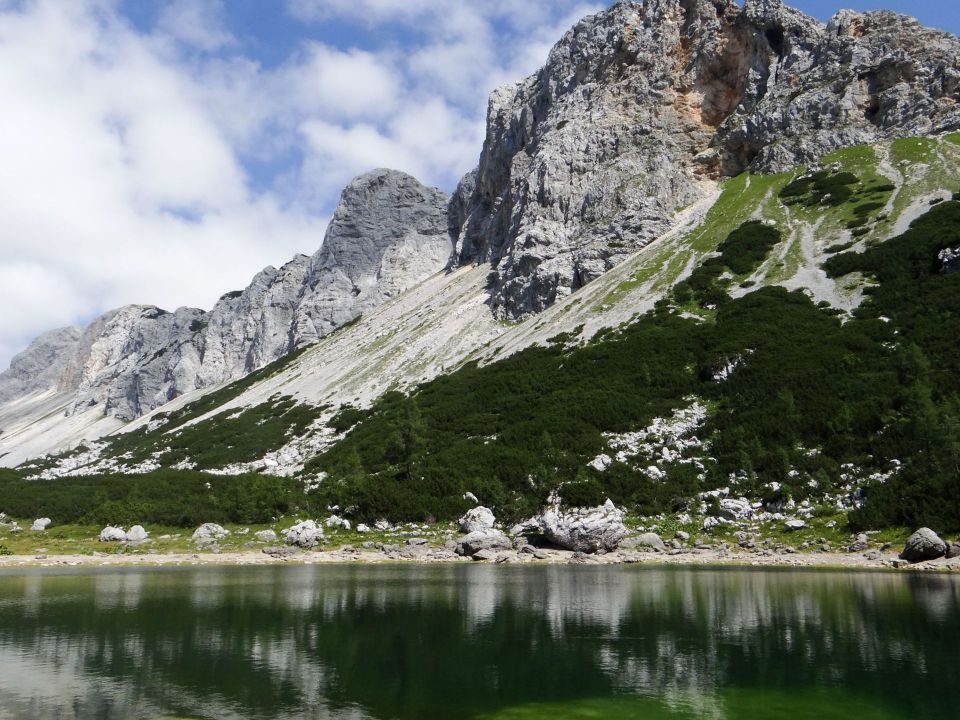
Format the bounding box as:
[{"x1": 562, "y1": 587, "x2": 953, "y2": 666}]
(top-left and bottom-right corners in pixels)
[{"x1": 2, "y1": 546, "x2": 958, "y2": 573}]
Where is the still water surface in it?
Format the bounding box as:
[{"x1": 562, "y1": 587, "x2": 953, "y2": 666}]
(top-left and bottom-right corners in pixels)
[{"x1": 0, "y1": 564, "x2": 956, "y2": 719}]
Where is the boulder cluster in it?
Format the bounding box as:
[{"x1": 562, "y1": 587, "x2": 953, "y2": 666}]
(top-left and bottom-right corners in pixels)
[
  {"x1": 454, "y1": 498, "x2": 628, "y2": 561},
  {"x1": 99, "y1": 525, "x2": 149, "y2": 543}
]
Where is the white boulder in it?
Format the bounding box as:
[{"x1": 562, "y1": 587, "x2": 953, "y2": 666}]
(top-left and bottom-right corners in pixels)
[
  {"x1": 719, "y1": 497, "x2": 753, "y2": 520},
  {"x1": 703, "y1": 516, "x2": 727, "y2": 531},
  {"x1": 325, "y1": 515, "x2": 351, "y2": 530},
  {"x1": 784, "y1": 519, "x2": 807, "y2": 531},
  {"x1": 192, "y1": 523, "x2": 230, "y2": 542},
  {"x1": 254, "y1": 529, "x2": 278, "y2": 542},
  {"x1": 125, "y1": 525, "x2": 149, "y2": 542},
  {"x1": 539, "y1": 498, "x2": 627, "y2": 553},
  {"x1": 31, "y1": 518, "x2": 51, "y2": 531},
  {"x1": 284, "y1": 520, "x2": 324, "y2": 548},
  {"x1": 459, "y1": 506, "x2": 496, "y2": 534},
  {"x1": 356, "y1": 523, "x2": 371, "y2": 533},
  {"x1": 99, "y1": 526, "x2": 127, "y2": 542}
]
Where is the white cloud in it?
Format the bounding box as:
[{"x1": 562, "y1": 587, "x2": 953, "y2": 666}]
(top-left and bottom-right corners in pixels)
[
  {"x1": 157, "y1": 0, "x2": 234, "y2": 52},
  {"x1": 289, "y1": 44, "x2": 401, "y2": 120},
  {"x1": 0, "y1": 0, "x2": 323, "y2": 369},
  {"x1": 0, "y1": 0, "x2": 606, "y2": 370}
]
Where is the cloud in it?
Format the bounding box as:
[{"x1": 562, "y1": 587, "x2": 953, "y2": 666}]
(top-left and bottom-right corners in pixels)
[
  {"x1": 0, "y1": 0, "x2": 606, "y2": 370},
  {"x1": 157, "y1": 0, "x2": 234, "y2": 52},
  {"x1": 0, "y1": 0, "x2": 323, "y2": 369}
]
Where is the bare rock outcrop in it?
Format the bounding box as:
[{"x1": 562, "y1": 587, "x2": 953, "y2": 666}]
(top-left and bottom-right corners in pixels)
[
  {"x1": 294, "y1": 169, "x2": 452, "y2": 343},
  {"x1": 0, "y1": 327, "x2": 81, "y2": 404},
  {"x1": 452, "y1": 0, "x2": 960, "y2": 319}
]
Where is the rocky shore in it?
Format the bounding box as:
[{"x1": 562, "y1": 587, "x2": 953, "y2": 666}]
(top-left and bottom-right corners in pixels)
[
  {"x1": 4, "y1": 503, "x2": 958, "y2": 573},
  {"x1": 1, "y1": 543, "x2": 958, "y2": 573}
]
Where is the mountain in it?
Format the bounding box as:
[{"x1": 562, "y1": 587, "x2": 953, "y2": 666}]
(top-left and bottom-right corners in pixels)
[
  {"x1": 3, "y1": 0, "x2": 960, "y2": 533},
  {"x1": 453, "y1": 0, "x2": 960, "y2": 319},
  {"x1": 0, "y1": 169, "x2": 450, "y2": 465}
]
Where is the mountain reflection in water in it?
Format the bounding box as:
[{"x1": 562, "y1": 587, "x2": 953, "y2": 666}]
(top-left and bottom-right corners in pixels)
[{"x1": 0, "y1": 565, "x2": 956, "y2": 720}]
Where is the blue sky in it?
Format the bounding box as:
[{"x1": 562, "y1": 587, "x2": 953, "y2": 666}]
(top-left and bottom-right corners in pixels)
[{"x1": 0, "y1": 0, "x2": 956, "y2": 369}]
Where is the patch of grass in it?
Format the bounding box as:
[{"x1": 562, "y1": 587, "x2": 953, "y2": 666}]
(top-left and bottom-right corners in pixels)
[{"x1": 891, "y1": 137, "x2": 937, "y2": 164}]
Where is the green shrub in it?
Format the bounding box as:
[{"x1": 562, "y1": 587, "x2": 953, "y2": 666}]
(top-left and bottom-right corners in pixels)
[{"x1": 0, "y1": 471, "x2": 306, "y2": 527}]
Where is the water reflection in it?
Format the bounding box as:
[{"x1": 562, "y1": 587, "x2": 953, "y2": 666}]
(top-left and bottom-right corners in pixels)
[{"x1": 0, "y1": 566, "x2": 956, "y2": 719}]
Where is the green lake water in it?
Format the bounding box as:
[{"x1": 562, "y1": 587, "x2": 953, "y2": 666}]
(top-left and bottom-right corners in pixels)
[{"x1": 0, "y1": 565, "x2": 956, "y2": 719}]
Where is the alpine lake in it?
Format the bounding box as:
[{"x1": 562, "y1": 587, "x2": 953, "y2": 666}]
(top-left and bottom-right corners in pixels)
[{"x1": 0, "y1": 564, "x2": 956, "y2": 719}]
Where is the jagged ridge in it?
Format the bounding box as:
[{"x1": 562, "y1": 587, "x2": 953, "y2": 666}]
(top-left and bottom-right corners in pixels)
[{"x1": 0, "y1": 170, "x2": 450, "y2": 424}]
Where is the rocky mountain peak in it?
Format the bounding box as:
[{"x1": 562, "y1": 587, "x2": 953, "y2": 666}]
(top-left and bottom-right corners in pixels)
[
  {"x1": 451, "y1": 0, "x2": 960, "y2": 320},
  {"x1": 293, "y1": 168, "x2": 452, "y2": 344},
  {"x1": 1, "y1": 169, "x2": 450, "y2": 425}
]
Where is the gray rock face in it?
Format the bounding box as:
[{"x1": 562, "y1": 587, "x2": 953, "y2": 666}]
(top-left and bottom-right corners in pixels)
[
  {"x1": 452, "y1": 0, "x2": 960, "y2": 319},
  {"x1": 1, "y1": 170, "x2": 450, "y2": 423},
  {"x1": 900, "y1": 527, "x2": 947, "y2": 562},
  {"x1": 538, "y1": 499, "x2": 627, "y2": 553},
  {"x1": 0, "y1": 327, "x2": 81, "y2": 403},
  {"x1": 294, "y1": 169, "x2": 452, "y2": 344}
]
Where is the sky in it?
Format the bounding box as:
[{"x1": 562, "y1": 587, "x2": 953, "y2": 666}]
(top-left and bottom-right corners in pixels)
[{"x1": 0, "y1": 0, "x2": 957, "y2": 370}]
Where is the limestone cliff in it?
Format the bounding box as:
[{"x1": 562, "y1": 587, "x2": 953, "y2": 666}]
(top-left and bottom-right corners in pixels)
[{"x1": 453, "y1": 0, "x2": 960, "y2": 318}]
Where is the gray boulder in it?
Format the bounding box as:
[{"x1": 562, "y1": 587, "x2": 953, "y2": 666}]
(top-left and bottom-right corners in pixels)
[
  {"x1": 459, "y1": 506, "x2": 496, "y2": 534},
  {"x1": 283, "y1": 520, "x2": 324, "y2": 549},
  {"x1": 455, "y1": 530, "x2": 512, "y2": 556},
  {"x1": 30, "y1": 518, "x2": 51, "y2": 532},
  {"x1": 946, "y1": 542, "x2": 960, "y2": 560},
  {"x1": 472, "y1": 549, "x2": 497, "y2": 562},
  {"x1": 784, "y1": 519, "x2": 807, "y2": 532},
  {"x1": 99, "y1": 526, "x2": 126, "y2": 542},
  {"x1": 538, "y1": 498, "x2": 627, "y2": 553},
  {"x1": 847, "y1": 533, "x2": 870, "y2": 553},
  {"x1": 254, "y1": 529, "x2": 278, "y2": 543},
  {"x1": 192, "y1": 523, "x2": 230, "y2": 543},
  {"x1": 622, "y1": 533, "x2": 666, "y2": 552},
  {"x1": 900, "y1": 528, "x2": 948, "y2": 562}
]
